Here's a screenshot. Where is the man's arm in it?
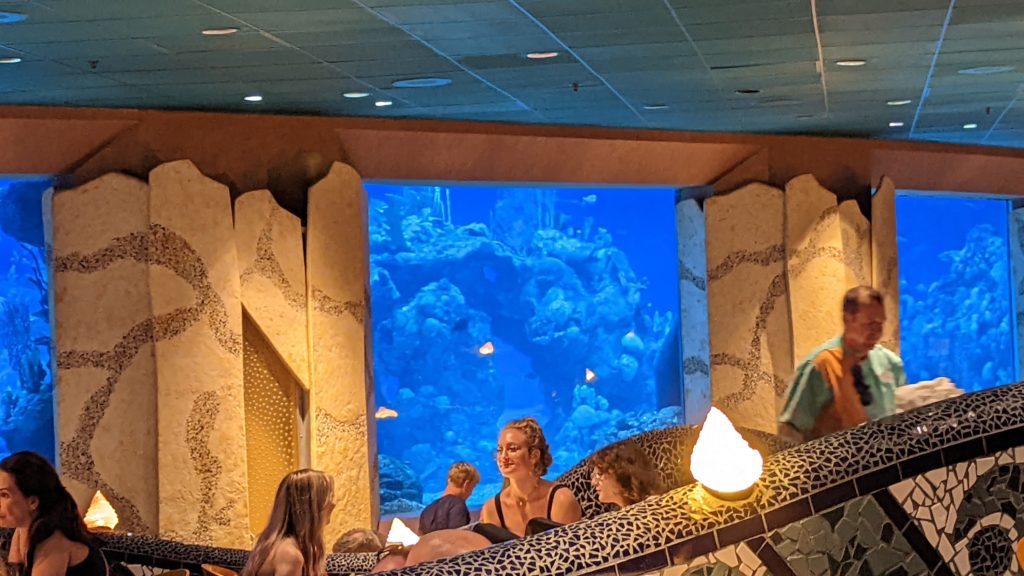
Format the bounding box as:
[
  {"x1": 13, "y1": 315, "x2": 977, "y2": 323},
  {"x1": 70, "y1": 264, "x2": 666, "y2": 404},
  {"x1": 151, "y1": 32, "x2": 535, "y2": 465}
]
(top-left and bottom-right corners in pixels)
[{"x1": 777, "y1": 360, "x2": 831, "y2": 441}]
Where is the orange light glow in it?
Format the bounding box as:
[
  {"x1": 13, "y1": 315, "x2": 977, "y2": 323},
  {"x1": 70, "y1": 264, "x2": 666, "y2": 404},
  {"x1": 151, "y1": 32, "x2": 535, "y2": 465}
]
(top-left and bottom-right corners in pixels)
[
  {"x1": 478, "y1": 341, "x2": 495, "y2": 356},
  {"x1": 585, "y1": 368, "x2": 597, "y2": 383},
  {"x1": 83, "y1": 491, "x2": 119, "y2": 531},
  {"x1": 690, "y1": 408, "x2": 763, "y2": 497},
  {"x1": 375, "y1": 406, "x2": 399, "y2": 420},
  {"x1": 386, "y1": 517, "x2": 420, "y2": 546}
]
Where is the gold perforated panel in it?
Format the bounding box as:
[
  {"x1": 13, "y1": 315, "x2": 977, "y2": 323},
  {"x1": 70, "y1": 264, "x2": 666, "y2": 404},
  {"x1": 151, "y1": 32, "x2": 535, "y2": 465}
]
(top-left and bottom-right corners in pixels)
[{"x1": 243, "y1": 313, "x2": 301, "y2": 535}]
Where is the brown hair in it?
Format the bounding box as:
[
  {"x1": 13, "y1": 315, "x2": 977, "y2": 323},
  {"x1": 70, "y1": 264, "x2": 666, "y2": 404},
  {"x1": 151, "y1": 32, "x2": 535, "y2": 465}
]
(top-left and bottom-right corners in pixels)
[
  {"x1": 590, "y1": 441, "x2": 663, "y2": 506},
  {"x1": 447, "y1": 462, "x2": 479, "y2": 487},
  {"x1": 242, "y1": 469, "x2": 334, "y2": 576},
  {"x1": 332, "y1": 527, "x2": 382, "y2": 554},
  {"x1": 502, "y1": 417, "x2": 553, "y2": 476},
  {"x1": 842, "y1": 285, "x2": 883, "y2": 316}
]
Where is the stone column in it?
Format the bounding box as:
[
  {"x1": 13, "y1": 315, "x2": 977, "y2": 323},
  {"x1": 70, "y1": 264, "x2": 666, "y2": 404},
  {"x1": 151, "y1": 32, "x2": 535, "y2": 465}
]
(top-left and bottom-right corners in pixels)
[
  {"x1": 839, "y1": 199, "x2": 872, "y2": 288},
  {"x1": 705, "y1": 183, "x2": 792, "y2": 433},
  {"x1": 306, "y1": 162, "x2": 378, "y2": 542},
  {"x1": 675, "y1": 197, "x2": 711, "y2": 424},
  {"x1": 872, "y1": 177, "x2": 901, "y2": 354}
]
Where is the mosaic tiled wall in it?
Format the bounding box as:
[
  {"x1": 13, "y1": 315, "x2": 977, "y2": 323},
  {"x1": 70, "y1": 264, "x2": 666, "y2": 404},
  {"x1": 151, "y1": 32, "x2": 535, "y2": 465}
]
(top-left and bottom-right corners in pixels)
[
  {"x1": 306, "y1": 162, "x2": 378, "y2": 543},
  {"x1": 676, "y1": 197, "x2": 711, "y2": 424},
  {"x1": 871, "y1": 177, "x2": 900, "y2": 354}
]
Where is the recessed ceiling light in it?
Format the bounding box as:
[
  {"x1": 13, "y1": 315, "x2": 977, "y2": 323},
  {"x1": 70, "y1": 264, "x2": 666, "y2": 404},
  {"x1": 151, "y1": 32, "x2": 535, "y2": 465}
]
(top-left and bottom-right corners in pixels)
[
  {"x1": 887, "y1": 99, "x2": 912, "y2": 106},
  {"x1": 0, "y1": 57, "x2": 21, "y2": 64},
  {"x1": 889, "y1": 121, "x2": 904, "y2": 128},
  {"x1": 343, "y1": 91, "x2": 370, "y2": 99},
  {"x1": 391, "y1": 77, "x2": 451, "y2": 88},
  {"x1": 796, "y1": 114, "x2": 817, "y2": 120},
  {"x1": 835, "y1": 59, "x2": 867, "y2": 67},
  {"x1": 374, "y1": 100, "x2": 393, "y2": 107},
  {"x1": 963, "y1": 123, "x2": 978, "y2": 129},
  {"x1": 642, "y1": 104, "x2": 669, "y2": 110},
  {"x1": 958, "y1": 65, "x2": 1015, "y2": 75},
  {"x1": 0, "y1": 12, "x2": 27, "y2": 24},
  {"x1": 735, "y1": 89, "x2": 761, "y2": 95},
  {"x1": 201, "y1": 27, "x2": 239, "y2": 36},
  {"x1": 526, "y1": 52, "x2": 559, "y2": 59},
  {"x1": 244, "y1": 95, "x2": 263, "y2": 102}
]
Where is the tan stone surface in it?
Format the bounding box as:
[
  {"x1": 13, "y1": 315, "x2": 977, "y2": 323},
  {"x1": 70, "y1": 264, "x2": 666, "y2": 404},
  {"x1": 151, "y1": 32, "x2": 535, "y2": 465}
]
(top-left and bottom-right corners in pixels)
[
  {"x1": 872, "y1": 177, "x2": 901, "y2": 354},
  {"x1": 306, "y1": 162, "x2": 377, "y2": 542},
  {"x1": 47, "y1": 173, "x2": 159, "y2": 535},
  {"x1": 148, "y1": 160, "x2": 249, "y2": 548},
  {"x1": 235, "y1": 190, "x2": 310, "y2": 389},
  {"x1": 676, "y1": 199, "x2": 710, "y2": 424},
  {"x1": 785, "y1": 174, "x2": 845, "y2": 363},
  {"x1": 705, "y1": 183, "x2": 792, "y2": 433},
  {"x1": 839, "y1": 199, "x2": 872, "y2": 287}
]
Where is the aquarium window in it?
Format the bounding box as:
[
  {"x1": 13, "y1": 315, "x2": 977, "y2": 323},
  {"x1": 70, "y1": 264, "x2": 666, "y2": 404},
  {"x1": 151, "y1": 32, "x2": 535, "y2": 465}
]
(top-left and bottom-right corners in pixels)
[
  {"x1": 365, "y1": 183, "x2": 682, "y2": 515},
  {"x1": 895, "y1": 193, "x2": 1018, "y2": 393},
  {"x1": 0, "y1": 177, "x2": 54, "y2": 463}
]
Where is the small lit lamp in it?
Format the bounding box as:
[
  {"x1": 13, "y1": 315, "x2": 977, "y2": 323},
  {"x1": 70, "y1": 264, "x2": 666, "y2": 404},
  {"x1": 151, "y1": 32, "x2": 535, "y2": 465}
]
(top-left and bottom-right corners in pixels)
[
  {"x1": 689, "y1": 407, "x2": 763, "y2": 501},
  {"x1": 385, "y1": 517, "x2": 420, "y2": 547},
  {"x1": 83, "y1": 491, "x2": 119, "y2": 531},
  {"x1": 478, "y1": 341, "x2": 495, "y2": 356}
]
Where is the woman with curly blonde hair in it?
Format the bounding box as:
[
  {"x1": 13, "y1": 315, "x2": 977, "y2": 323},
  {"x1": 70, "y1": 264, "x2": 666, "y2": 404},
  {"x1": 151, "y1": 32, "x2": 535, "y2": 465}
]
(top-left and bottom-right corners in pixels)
[
  {"x1": 480, "y1": 417, "x2": 581, "y2": 537},
  {"x1": 241, "y1": 470, "x2": 335, "y2": 576},
  {"x1": 590, "y1": 440, "x2": 663, "y2": 509}
]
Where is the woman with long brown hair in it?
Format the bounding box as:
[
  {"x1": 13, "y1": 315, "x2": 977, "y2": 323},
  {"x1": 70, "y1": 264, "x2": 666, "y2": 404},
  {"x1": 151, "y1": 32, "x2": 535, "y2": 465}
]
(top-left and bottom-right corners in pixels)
[{"x1": 241, "y1": 470, "x2": 335, "y2": 576}]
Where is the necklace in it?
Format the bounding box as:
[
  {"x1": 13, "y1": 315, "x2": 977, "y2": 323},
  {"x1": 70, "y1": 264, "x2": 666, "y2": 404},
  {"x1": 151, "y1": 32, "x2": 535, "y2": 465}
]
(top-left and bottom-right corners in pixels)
[{"x1": 511, "y1": 480, "x2": 541, "y2": 508}]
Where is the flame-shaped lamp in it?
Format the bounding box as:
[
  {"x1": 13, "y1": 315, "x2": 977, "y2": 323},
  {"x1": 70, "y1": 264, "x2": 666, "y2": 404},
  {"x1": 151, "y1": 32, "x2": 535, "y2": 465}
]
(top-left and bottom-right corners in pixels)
[
  {"x1": 83, "y1": 490, "x2": 119, "y2": 531},
  {"x1": 386, "y1": 517, "x2": 420, "y2": 547},
  {"x1": 690, "y1": 407, "x2": 764, "y2": 500}
]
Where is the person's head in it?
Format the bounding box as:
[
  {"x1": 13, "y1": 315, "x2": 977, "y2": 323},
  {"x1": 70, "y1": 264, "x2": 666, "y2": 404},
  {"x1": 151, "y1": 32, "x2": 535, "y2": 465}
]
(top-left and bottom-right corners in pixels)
[
  {"x1": 242, "y1": 469, "x2": 335, "y2": 576},
  {"x1": 446, "y1": 462, "x2": 479, "y2": 499},
  {"x1": 332, "y1": 527, "x2": 382, "y2": 554},
  {"x1": 842, "y1": 286, "x2": 885, "y2": 358},
  {"x1": 403, "y1": 530, "x2": 490, "y2": 566},
  {"x1": 496, "y1": 417, "x2": 552, "y2": 480},
  {"x1": 590, "y1": 441, "x2": 663, "y2": 508},
  {"x1": 0, "y1": 452, "x2": 92, "y2": 569}
]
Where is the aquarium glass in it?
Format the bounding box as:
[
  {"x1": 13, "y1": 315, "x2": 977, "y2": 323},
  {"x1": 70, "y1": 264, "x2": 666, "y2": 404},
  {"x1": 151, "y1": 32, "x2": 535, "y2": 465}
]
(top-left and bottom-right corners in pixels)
[
  {"x1": 0, "y1": 178, "x2": 54, "y2": 463},
  {"x1": 366, "y1": 183, "x2": 682, "y2": 514},
  {"x1": 896, "y1": 193, "x2": 1017, "y2": 393}
]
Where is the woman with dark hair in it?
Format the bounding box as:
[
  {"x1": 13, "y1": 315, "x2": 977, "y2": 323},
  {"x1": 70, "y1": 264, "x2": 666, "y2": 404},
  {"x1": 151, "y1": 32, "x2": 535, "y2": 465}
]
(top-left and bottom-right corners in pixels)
[
  {"x1": 241, "y1": 469, "x2": 335, "y2": 576},
  {"x1": 0, "y1": 451, "x2": 107, "y2": 576},
  {"x1": 590, "y1": 440, "x2": 664, "y2": 509},
  {"x1": 479, "y1": 417, "x2": 581, "y2": 537}
]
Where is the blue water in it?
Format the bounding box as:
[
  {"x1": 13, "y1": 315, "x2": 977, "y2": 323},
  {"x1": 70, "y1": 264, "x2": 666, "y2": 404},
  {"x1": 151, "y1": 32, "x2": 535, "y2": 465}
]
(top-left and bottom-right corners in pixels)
[
  {"x1": 365, "y1": 183, "x2": 682, "y2": 513},
  {"x1": 0, "y1": 178, "x2": 54, "y2": 464},
  {"x1": 896, "y1": 194, "x2": 1017, "y2": 392}
]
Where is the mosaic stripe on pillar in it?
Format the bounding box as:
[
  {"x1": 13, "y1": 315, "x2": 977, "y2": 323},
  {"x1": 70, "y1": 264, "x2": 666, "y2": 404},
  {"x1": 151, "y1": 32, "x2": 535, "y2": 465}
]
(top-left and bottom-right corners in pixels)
[{"x1": 871, "y1": 177, "x2": 900, "y2": 354}]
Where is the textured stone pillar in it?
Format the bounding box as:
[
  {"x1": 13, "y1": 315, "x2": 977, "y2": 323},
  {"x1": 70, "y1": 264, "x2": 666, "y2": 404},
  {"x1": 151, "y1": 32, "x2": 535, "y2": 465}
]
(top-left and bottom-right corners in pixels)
[
  {"x1": 306, "y1": 162, "x2": 378, "y2": 542},
  {"x1": 149, "y1": 161, "x2": 250, "y2": 547},
  {"x1": 48, "y1": 173, "x2": 159, "y2": 535},
  {"x1": 872, "y1": 177, "x2": 901, "y2": 354},
  {"x1": 705, "y1": 183, "x2": 792, "y2": 433},
  {"x1": 839, "y1": 199, "x2": 872, "y2": 288},
  {"x1": 235, "y1": 190, "x2": 307, "y2": 533},
  {"x1": 675, "y1": 198, "x2": 711, "y2": 424},
  {"x1": 785, "y1": 174, "x2": 846, "y2": 364}
]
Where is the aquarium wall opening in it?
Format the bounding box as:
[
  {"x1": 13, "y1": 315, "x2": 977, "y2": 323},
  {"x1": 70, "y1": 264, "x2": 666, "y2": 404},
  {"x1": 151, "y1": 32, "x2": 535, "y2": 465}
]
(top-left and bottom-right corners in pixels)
[
  {"x1": 895, "y1": 192, "x2": 1019, "y2": 394},
  {"x1": 365, "y1": 182, "x2": 683, "y2": 515},
  {"x1": 0, "y1": 177, "x2": 54, "y2": 463}
]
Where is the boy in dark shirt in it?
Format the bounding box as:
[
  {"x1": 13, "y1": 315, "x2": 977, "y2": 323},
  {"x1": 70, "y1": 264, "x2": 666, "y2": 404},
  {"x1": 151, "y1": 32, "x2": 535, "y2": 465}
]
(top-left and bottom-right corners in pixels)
[{"x1": 418, "y1": 462, "x2": 479, "y2": 534}]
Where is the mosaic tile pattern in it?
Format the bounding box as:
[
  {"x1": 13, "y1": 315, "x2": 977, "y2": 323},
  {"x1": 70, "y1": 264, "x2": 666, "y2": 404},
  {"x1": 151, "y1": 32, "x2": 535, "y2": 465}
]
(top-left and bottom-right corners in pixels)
[
  {"x1": 768, "y1": 495, "x2": 928, "y2": 575},
  {"x1": 186, "y1": 391, "x2": 233, "y2": 546},
  {"x1": 662, "y1": 543, "x2": 763, "y2": 576},
  {"x1": 871, "y1": 177, "x2": 900, "y2": 353},
  {"x1": 891, "y1": 446, "x2": 1024, "y2": 575},
  {"x1": 239, "y1": 202, "x2": 305, "y2": 312}
]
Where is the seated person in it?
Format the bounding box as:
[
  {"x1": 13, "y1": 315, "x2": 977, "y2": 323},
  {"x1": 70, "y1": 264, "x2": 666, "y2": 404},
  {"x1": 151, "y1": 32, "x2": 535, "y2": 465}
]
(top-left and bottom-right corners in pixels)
[
  {"x1": 241, "y1": 470, "x2": 335, "y2": 576},
  {"x1": 778, "y1": 286, "x2": 907, "y2": 442},
  {"x1": 479, "y1": 417, "x2": 582, "y2": 538},
  {"x1": 331, "y1": 527, "x2": 382, "y2": 554},
  {"x1": 0, "y1": 451, "x2": 107, "y2": 576},
  {"x1": 370, "y1": 530, "x2": 490, "y2": 572},
  {"x1": 418, "y1": 462, "x2": 479, "y2": 534},
  {"x1": 590, "y1": 440, "x2": 664, "y2": 509}
]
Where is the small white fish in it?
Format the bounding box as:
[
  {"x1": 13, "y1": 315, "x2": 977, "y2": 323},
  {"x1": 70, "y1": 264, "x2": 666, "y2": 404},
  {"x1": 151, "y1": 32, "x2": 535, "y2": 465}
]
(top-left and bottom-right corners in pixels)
[{"x1": 375, "y1": 406, "x2": 399, "y2": 420}]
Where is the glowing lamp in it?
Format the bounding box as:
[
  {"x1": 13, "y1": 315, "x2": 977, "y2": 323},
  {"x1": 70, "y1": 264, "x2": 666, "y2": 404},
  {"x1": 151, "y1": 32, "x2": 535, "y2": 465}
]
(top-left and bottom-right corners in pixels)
[
  {"x1": 478, "y1": 341, "x2": 495, "y2": 356},
  {"x1": 375, "y1": 406, "x2": 399, "y2": 420},
  {"x1": 690, "y1": 407, "x2": 763, "y2": 500},
  {"x1": 585, "y1": 368, "x2": 597, "y2": 383},
  {"x1": 385, "y1": 517, "x2": 420, "y2": 547},
  {"x1": 83, "y1": 491, "x2": 119, "y2": 531}
]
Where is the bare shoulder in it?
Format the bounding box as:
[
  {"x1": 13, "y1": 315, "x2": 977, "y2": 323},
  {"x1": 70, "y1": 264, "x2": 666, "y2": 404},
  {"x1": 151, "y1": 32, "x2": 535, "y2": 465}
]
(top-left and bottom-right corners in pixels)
[
  {"x1": 479, "y1": 494, "x2": 496, "y2": 521},
  {"x1": 551, "y1": 485, "x2": 582, "y2": 523},
  {"x1": 270, "y1": 540, "x2": 304, "y2": 576}
]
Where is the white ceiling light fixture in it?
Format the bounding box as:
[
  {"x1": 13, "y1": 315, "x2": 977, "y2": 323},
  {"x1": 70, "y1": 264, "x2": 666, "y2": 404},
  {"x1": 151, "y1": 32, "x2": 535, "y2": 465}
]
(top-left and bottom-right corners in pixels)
[
  {"x1": 201, "y1": 27, "x2": 239, "y2": 36},
  {"x1": 244, "y1": 95, "x2": 263, "y2": 102},
  {"x1": 887, "y1": 99, "x2": 912, "y2": 106},
  {"x1": 963, "y1": 123, "x2": 978, "y2": 129},
  {"x1": 0, "y1": 12, "x2": 27, "y2": 24},
  {"x1": 958, "y1": 65, "x2": 1015, "y2": 75},
  {"x1": 526, "y1": 51, "x2": 559, "y2": 59},
  {"x1": 835, "y1": 59, "x2": 867, "y2": 67},
  {"x1": 343, "y1": 91, "x2": 370, "y2": 99},
  {"x1": 391, "y1": 77, "x2": 451, "y2": 88},
  {"x1": 642, "y1": 104, "x2": 669, "y2": 110},
  {"x1": 889, "y1": 121, "x2": 904, "y2": 128},
  {"x1": 374, "y1": 100, "x2": 393, "y2": 107},
  {"x1": 0, "y1": 57, "x2": 21, "y2": 64}
]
